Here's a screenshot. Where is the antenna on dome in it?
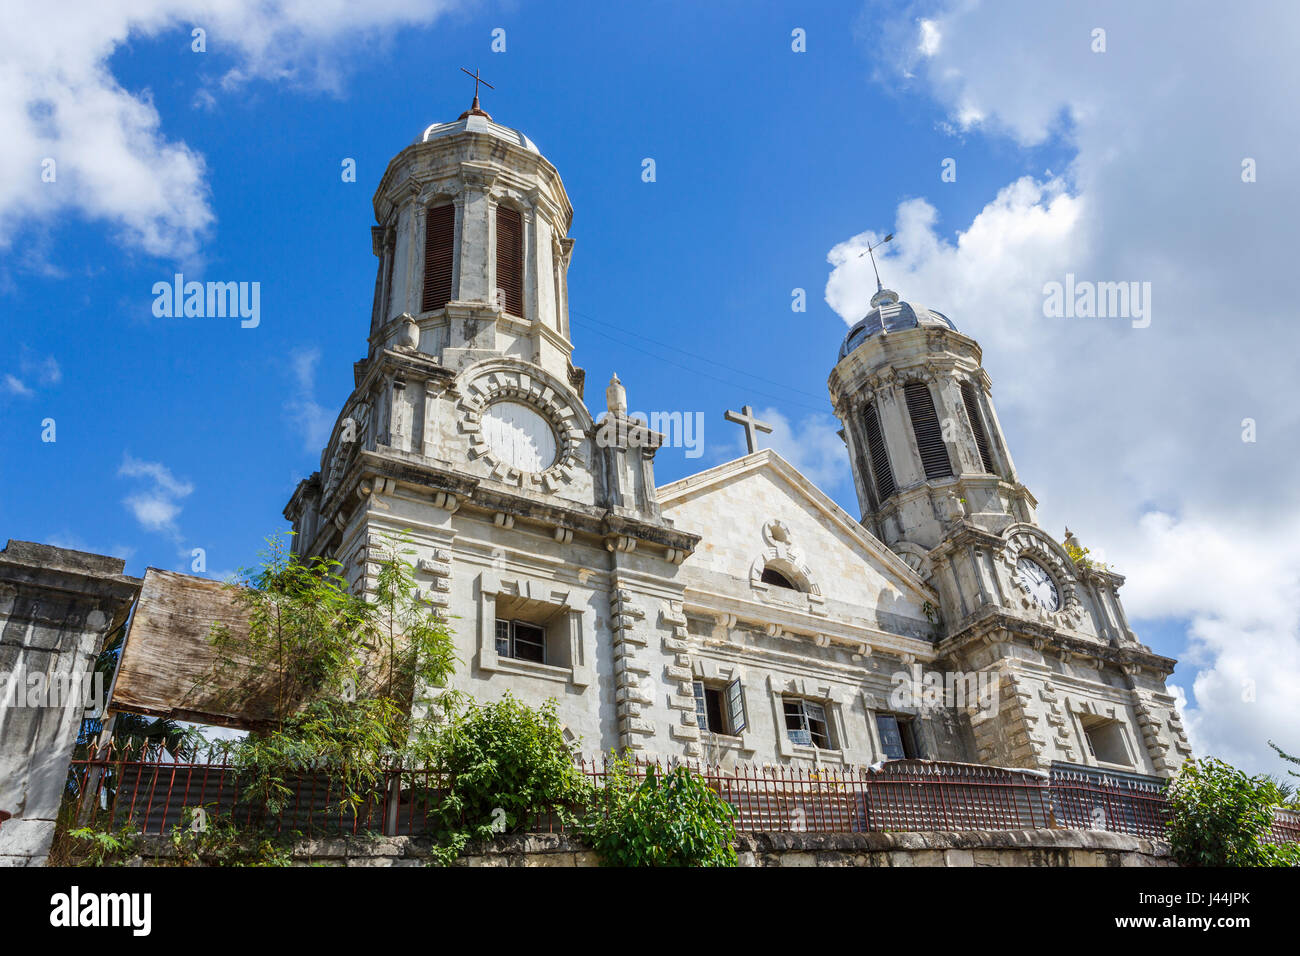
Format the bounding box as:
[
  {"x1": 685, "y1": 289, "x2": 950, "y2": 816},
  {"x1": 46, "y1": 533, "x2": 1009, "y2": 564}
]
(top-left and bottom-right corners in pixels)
[
  {"x1": 857, "y1": 233, "x2": 894, "y2": 293},
  {"x1": 459, "y1": 67, "x2": 494, "y2": 118}
]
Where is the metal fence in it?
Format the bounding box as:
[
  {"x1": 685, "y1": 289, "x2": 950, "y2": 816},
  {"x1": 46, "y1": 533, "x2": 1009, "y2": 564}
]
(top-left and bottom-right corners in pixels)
[{"x1": 65, "y1": 744, "x2": 1300, "y2": 845}]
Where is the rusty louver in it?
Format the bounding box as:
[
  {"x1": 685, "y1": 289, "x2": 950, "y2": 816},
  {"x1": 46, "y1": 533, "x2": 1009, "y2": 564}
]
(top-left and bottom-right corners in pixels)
[
  {"x1": 496, "y1": 205, "x2": 524, "y2": 316},
  {"x1": 960, "y1": 380, "x2": 995, "y2": 474},
  {"x1": 863, "y1": 400, "x2": 896, "y2": 502},
  {"x1": 421, "y1": 203, "x2": 455, "y2": 312},
  {"x1": 903, "y1": 381, "x2": 953, "y2": 480}
]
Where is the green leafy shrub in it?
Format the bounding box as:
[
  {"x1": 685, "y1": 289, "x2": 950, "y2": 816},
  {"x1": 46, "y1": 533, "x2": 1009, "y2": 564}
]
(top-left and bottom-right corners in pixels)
[
  {"x1": 168, "y1": 807, "x2": 295, "y2": 867},
  {"x1": 62, "y1": 825, "x2": 143, "y2": 867},
  {"x1": 1165, "y1": 757, "x2": 1300, "y2": 866},
  {"x1": 424, "y1": 694, "x2": 590, "y2": 862},
  {"x1": 585, "y1": 757, "x2": 737, "y2": 867},
  {"x1": 201, "y1": 531, "x2": 459, "y2": 818}
]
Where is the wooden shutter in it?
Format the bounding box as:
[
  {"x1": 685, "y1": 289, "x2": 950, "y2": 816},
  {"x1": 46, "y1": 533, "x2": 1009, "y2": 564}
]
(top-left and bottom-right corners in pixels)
[
  {"x1": 863, "y1": 401, "x2": 896, "y2": 502},
  {"x1": 876, "y1": 714, "x2": 905, "y2": 760},
  {"x1": 904, "y1": 382, "x2": 953, "y2": 480},
  {"x1": 495, "y1": 206, "x2": 524, "y2": 316},
  {"x1": 727, "y1": 678, "x2": 747, "y2": 734},
  {"x1": 421, "y1": 204, "x2": 455, "y2": 312},
  {"x1": 960, "y1": 381, "x2": 995, "y2": 474}
]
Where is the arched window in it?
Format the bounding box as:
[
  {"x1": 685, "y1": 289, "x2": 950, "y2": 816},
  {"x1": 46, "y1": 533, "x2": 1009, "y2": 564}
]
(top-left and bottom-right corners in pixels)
[
  {"x1": 960, "y1": 381, "x2": 995, "y2": 474},
  {"x1": 760, "y1": 566, "x2": 799, "y2": 590},
  {"x1": 863, "y1": 400, "x2": 896, "y2": 502},
  {"x1": 904, "y1": 382, "x2": 953, "y2": 480},
  {"x1": 495, "y1": 205, "x2": 524, "y2": 316},
  {"x1": 421, "y1": 204, "x2": 455, "y2": 312}
]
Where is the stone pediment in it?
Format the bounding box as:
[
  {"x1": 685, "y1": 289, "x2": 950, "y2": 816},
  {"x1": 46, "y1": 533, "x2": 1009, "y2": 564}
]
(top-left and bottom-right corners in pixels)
[{"x1": 657, "y1": 450, "x2": 936, "y2": 616}]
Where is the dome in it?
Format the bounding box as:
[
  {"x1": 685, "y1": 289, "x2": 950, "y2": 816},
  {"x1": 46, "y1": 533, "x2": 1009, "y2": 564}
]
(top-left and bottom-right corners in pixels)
[
  {"x1": 838, "y1": 289, "x2": 957, "y2": 360},
  {"x1": 415, "y1": 109, "x2": 540, "y2": 155}
]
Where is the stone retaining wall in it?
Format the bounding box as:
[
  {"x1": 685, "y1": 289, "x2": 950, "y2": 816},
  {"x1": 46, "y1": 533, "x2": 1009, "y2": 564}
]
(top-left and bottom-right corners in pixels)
[{"x1": 125, "y1": 829, "x2": 1172, "y2": 867}]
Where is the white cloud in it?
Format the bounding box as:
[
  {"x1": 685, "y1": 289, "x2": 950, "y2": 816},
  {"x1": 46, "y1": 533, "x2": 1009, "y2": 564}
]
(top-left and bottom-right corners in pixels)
[
  {"x1": 838, "y1": 0, "x2": 1300, "y2": 774},
  {"x1": 285, "y1": 346, "x2": 334, "y2": 453},
  {"x1": 917, "y1": 19, "x2": 941, "y2": 57},
  {"x1": 751, "y1": 408, "x2": 852, "y2": 495},
  {"x1": 119, "y1": 453, "x2": 194, "y2": 540},
  {"x1": 35, "y1": 356, "x2": 61, "y2": 386},
  {"x1": 2, "y1": 352, "x2": 62, "y2": 397},
  {"x1": 3, "y1": 374, "x2": 33, "y2": 397},
  {"x1": 0, "y1": 0, "x2": 461, "y2": 262}
]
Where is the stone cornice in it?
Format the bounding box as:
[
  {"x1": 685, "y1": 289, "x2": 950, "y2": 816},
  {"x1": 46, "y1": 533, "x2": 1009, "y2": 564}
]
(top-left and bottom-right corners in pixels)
[
  {"x1": 681, "y1": 590, "x2": 937, "y2": 662},
  {"x1": 320, "y1": 449, "x2": 699, "y2": 560},
  {"x1": 935, "y1": 606, "x2": 1177, "y2": 676},
  {"x1": 0, "y1": 541, "x2": 142, "y2": 630},
  {"x1": 373, "y1": 135, "x2": 572, "y2": 229},
  {"x1": 355, "y1": 346, "x2": 456, "y2": 395}
]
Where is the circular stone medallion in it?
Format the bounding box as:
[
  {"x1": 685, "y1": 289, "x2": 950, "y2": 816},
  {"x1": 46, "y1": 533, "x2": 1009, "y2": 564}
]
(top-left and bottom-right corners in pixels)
[{"x1": 481, "y1": 401, "x2": 558, "y2": 473}]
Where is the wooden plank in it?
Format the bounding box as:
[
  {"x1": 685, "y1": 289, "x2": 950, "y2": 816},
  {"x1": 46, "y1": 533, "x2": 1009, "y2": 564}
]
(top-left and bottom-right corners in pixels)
[{"x1": 110, "y1": 568, "x2": 278, "y2": 729}]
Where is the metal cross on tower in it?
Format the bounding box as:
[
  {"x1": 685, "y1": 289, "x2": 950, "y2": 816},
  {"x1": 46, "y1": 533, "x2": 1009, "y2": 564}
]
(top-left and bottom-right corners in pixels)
[
  {"x1": 460, "y1": 67, "x2": 494, "y2": 114},
  {"x1": 857, "y1": 232, "x2": 894, "y2": 293},
  {"x1": 724, "y1": 404, "x2": 774, "y2": 454}
]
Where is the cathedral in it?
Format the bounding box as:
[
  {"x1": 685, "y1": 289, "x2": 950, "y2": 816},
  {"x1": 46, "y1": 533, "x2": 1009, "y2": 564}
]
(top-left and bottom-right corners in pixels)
[{"x1": 282, "y1": 96, "x2": 1193, "y2": 777}]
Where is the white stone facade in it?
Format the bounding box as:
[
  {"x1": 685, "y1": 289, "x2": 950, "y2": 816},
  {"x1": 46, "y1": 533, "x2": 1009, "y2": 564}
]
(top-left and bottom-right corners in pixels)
[{"x1": 284, "y1": 107, "x2": 1191, "y2": 777}]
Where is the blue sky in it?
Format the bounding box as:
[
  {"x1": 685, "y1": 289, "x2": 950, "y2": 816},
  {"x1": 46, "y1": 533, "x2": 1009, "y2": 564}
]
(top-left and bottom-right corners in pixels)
[
  {"x1": 0, "y1": 2, "x2": 1067, "y2": 566},
  {"x1": 3, "y1": 1, "x2": 1298, "y2": 775}
]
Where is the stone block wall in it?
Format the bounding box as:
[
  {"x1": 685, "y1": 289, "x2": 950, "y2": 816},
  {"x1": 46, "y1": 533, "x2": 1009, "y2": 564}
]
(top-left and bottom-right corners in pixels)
[
  {"x1": 0, "y1": 541, "x2": 140, "y2": 867},
  {"x1": 124, "y1": 829, "x2": 1172, "y2": 868}
]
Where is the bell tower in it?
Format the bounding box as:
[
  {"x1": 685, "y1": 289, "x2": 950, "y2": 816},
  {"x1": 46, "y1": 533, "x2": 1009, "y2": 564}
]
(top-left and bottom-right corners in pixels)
[
  {"x1": 828, "y1": 288, "x2": 1037, "y2": 551},
  {"x1": 367, "y1": 94, "x2": 577, "y2": 384},
  {"x1": 285, "y1": 89, "x2": 694, "y2": 600},
  {"x1": 828, "y1": 286, "x2": 1192, "y2": 777},
  {"x1": 284, "y1": 89, "x2": 701, "y2": 756}
]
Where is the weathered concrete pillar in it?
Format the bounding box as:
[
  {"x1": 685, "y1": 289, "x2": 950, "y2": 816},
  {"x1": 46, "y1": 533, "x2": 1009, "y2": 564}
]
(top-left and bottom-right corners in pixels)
[{"x1": 0, "y1": 541, "x2": 140, "y2": 867}]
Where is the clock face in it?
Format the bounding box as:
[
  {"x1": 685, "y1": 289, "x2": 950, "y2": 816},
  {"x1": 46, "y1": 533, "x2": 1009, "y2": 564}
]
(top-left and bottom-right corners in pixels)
[
  {"x1": 481, "y1": 401, "x2": 558, "y2": 473},
  {"x1": 1016, "y1": 557, "x2": 1061, "y2": 611}
]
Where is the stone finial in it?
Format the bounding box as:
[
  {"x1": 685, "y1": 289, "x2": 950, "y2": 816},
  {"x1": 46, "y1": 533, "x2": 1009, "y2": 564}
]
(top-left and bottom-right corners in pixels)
[
  {"x1": 1064, "y1": 527, "x2": 1082, "y2": 551},
  {"x1": 607, "y1": 373, "x2": 627, "y2": 416},
  {"x1": 399, "y1": 316, "x2": 420, "y2": 350}
]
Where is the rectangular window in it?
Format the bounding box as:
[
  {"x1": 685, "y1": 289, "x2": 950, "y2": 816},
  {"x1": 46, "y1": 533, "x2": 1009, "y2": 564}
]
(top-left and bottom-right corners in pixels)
[
  {"x1": 421, "y1": 203, "x2": 455, "y2": 312},
  {"x1": 904, "y1": 382, "x2": 953, "y2": 480},
  {"x1": 495, "y1": 205, "x2": 524, "y2": 316},
  {"x1": 876, "y1": 713, "x2": 921, "y2": 760},
  {"x1": 1083, "y1": 720, "x2": 1132, "y2": 766},
  {"x1": 693, "y1": 679, "x2": 748, "y2": 736},
  {"x1": 784, "y1": 698, "x2": 832, "y2": 749},
  {"x1": 704, "y1": 687, "x2": 725, "y2": 734},
  {"x1": 495, "y1": 619, "x2": 546, "y2": 664}
]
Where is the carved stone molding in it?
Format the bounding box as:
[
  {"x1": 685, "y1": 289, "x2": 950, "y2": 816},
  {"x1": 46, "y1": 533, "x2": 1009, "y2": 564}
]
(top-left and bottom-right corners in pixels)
[{"x1": 458, "y1": 362, "x2": 587, "y2": 493}]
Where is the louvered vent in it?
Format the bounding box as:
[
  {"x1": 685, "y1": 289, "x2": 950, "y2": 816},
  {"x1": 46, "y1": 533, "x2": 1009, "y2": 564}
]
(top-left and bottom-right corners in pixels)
[
  {"x1": 904, "y1": 382, "x2": 953, "y2": 480},
  {"x1": 421, "y1": 204, "x2": 455, "y2": 312},
  {"x1": 863, "y1": 402, "x2": 896, "y2": 502},
  {"x1": 496, "y1": 206, "x2": 524, "y2": 316},
  {"x1": 960, "y1": 380, "x2": 995, "y2": 474}
]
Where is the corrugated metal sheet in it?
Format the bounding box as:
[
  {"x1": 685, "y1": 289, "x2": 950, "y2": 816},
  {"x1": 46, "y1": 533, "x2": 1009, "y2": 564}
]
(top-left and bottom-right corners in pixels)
[{"x1": 110, "y1": 766, "x2": 389, "y2": 836}]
